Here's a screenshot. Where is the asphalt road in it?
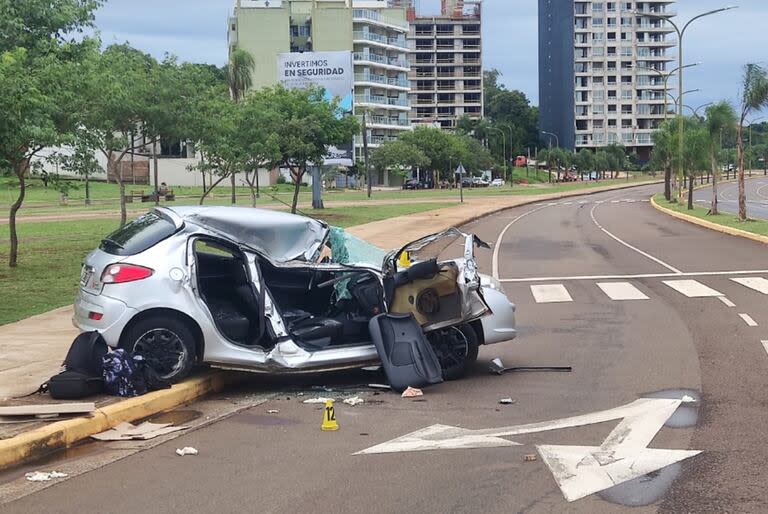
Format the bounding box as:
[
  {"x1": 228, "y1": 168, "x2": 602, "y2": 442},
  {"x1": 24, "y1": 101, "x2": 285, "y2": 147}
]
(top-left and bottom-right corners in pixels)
[
  {"x1": 3, "y1": 183, "x2": 768, "y2": 513},
  {"x1": 693, "y1": 175, "x2": 768, "y2": 219}
]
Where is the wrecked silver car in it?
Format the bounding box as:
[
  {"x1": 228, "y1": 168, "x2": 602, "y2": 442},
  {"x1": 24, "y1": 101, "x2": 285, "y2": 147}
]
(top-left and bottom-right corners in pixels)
[{"x1": 73, "y1": 206, "x2": 517, "y2": 382}]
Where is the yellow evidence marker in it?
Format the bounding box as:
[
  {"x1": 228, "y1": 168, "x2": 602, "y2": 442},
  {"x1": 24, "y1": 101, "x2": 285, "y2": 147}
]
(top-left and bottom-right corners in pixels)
[{"x1": 321, "y1": 399, "x2": 339, "y2": 431}]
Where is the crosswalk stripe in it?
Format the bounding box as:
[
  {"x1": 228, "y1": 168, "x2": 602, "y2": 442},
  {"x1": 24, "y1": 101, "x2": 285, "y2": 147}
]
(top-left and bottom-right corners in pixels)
[
  {"x1": 718, "y1": 296, "x2": 736, "y2": 307},
  {"x1": 762, "y1": 341, "x2": 768, "y2": 357},
  {"x1": 739, "y1": 314, "x2": 759, "y2": 327},
  {"x1": 531, "y1": 284, "x2": 573, "y2": 303},
  {"x1": 662, "y1": 280, "x2": 724, "y2": 298},
  {"x1": 596, "y1": 282, "x2": 649, "y2": 301},
  {"x1": 731, "y1": 277, "x2": 768, "y2": 295}
]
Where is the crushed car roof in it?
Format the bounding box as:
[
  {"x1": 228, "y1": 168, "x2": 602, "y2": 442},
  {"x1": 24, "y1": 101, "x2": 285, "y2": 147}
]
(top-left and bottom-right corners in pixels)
[{"x1": 160, "y1": 206, "x2": 329, "y2": 262}]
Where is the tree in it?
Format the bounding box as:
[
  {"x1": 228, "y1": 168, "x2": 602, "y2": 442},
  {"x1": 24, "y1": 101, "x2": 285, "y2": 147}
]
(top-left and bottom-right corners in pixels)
[
  {"x1": 59, "y1": 128, "x2": 103, "y2": 205},
  {"x1": 704, "y1": 102, "x2": 737, "y2": 215},
  {"x1": 573, "y1": 149, "x2": 595, "y2": 179},
  {"x1": 737, "y1": 64, "x2": 768, "y2": 221},
  {"x1": 0, "y1": 0, "x2": 103, "y2": 267},
  {"x1": 483, "y1": 69, "x2": 540, "y2": 158},
  {"x1": 225, "y1": 47, "x2": 256, "y2": 204},
  {"x1": 651, "y1": 119, "x2": 678, "y2": 196},
  {"x1": 238, "y1": 93, "x2": 280, "y2": 207},
  {"x1": 604, "y1": 143, "x2": 627, "y2": 179},
  {"x1": 370, "y1": 140, "x2": 430, "y2": 180},
  {"x1": 257, "y1": 86, "x2": 358, "y2": 213},
  {"x1": 681, "y1": 122, "x2": 709, "y2": 210}
]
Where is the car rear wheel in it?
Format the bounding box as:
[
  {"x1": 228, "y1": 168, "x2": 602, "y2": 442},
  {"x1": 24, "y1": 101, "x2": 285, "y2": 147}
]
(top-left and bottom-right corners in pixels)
[
  {"x1": 121, "y1": 315, "x2": 196, "y2": 383},
  {"x1": 428, "y1": 324, "x2": 479, "y2": 380}
]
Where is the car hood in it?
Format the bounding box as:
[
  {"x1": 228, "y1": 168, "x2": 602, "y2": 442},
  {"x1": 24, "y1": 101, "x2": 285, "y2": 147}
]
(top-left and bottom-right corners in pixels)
[{"x1": 161, "y1": 206, "x2": 329, "y2": 263}]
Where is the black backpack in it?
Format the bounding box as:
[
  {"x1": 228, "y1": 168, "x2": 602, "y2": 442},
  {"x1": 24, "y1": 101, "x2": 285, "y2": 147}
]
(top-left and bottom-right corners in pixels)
[{"x1": 47, "y1": 331, "x2": 108, "y2": 399}]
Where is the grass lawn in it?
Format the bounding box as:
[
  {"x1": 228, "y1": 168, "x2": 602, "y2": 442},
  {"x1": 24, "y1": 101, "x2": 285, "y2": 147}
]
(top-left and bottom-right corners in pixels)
[
  {"x1": 653, "y1": 194, "x2": 768, "y2": 237},
  {"x1": 0, "y1": 201, "x2": 455, "y2": 326}
]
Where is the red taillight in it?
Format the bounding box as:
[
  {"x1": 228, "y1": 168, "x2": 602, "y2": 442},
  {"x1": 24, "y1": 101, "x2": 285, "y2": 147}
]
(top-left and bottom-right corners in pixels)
[
  {"x1": 88, "y1": 311, "x2": 103, "y2": 321},
  {"x1": 101, "y1": 264, "x2": 154, "y2": 284}
]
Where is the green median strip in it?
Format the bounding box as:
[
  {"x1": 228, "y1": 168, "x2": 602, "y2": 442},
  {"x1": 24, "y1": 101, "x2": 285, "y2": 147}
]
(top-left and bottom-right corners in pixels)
[{"x1": 653, "y1": 193, "x2": 768, "y2": 237}]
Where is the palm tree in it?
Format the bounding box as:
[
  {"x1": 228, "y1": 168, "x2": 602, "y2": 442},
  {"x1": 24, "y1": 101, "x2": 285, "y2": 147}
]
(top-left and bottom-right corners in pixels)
[
  {"x1": 226, "y1": 47, "x2": 255, "y2": 204},
  {"x1": 704, "y1": 102, "x2": 737, "y2": 215},
  {"x1": 736, "y1": 64, "x2": 768, "y2": 220},
  {"x1": 651, "y1": 119, "x2": 677, "y2": 196}
]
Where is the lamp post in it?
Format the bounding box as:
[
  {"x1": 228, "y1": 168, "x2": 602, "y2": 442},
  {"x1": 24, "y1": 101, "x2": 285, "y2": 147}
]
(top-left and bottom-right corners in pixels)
[
  {"x1": 637, "y1": 5, "x2": 738, "y2": 202},
  {"x1": 541, "y1": 130, "x2": 559, "y2": 148}
]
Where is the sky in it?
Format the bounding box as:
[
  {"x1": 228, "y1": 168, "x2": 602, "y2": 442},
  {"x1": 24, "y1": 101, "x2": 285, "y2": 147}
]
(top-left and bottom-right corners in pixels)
[{"x1": 92, "y1": 0, "x2": 766, "y2": 112}]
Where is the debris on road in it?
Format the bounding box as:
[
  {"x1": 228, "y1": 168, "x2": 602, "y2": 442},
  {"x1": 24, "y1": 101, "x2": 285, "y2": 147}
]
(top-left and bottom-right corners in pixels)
[
  {"x1": 499, "y1": 398, "x2": 517, "y2": 405},
  {"x1": 25, "y1": 471, "x2": 68, "y2": 482},
  {"x1": 303, "y1": 397, "x2": 334, "y2": 404},
  {"x1": 0, "y1": 402, "x2": 95, "y2": 419},
  {"x1": 682, "y1": 395, "x2": 696, "y2": 403},
  {"x1": 175, "y1": 447, "x2": 198, "y2": 456},
  {"x1": 489, "y1": 357, "x2": 572, "y2": 375},
  {"x1": 362, "y1": 366, "x2": 381, "y2": 372},
  {"x1": 524, "y1": 454, "x2": 538, "y2": 462},
  {"x1": 92, "y1": 421, "x2": 186, "y2": 441},
  {"x1": 343, "y1": 396, "x2": 364, "y2": 406},
  {"x1": 267, "y1": 409, "x2": 280, "y2": 414},
  {"x1": 368, "y1": 383, "x2": 391, "y2": 390},
  {"x1": 401, "y1": 387, "x2": 423, "y2": 398}
]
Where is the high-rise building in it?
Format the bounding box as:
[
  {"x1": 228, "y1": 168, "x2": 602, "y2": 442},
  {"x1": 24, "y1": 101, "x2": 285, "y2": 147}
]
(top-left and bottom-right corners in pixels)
[
  {"x1": 228, "y1": 0, "x2": 412, "y2": 185},
  {"x1": 539, "y1": 1, "x2": 677, "y2": 159},
  {"x1": 407, "y1": 0, "x2": 483, "y2": 130}
]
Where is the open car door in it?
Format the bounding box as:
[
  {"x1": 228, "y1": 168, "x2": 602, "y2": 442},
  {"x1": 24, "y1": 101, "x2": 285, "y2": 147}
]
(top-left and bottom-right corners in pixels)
[{"x1": 383, "y1": 228, "x2": 490, "y2": 332}]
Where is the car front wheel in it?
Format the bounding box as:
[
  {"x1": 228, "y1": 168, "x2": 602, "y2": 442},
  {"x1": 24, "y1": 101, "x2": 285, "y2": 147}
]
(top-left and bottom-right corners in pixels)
[
  {"x1": 121, "y1": 315, "x2": 196, "y2": 383},
  {"x1": 427, "y1": 324, "x2": 479, "y2": 380}
]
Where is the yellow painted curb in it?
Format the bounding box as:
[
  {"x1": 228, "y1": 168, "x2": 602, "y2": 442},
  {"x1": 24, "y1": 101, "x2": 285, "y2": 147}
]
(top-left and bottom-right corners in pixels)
[
  {"x1": 650, "y1": 195, "x2": 768, "y2": 245},
  {"x1": 0, "y1": 370, "x2": 238, "y2": 471}
]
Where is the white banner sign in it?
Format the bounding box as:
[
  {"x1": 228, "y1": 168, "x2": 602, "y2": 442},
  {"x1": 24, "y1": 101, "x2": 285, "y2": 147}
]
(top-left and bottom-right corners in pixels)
[{"x1": 277, "y1": 51, "x2": 353, "y2": 99}]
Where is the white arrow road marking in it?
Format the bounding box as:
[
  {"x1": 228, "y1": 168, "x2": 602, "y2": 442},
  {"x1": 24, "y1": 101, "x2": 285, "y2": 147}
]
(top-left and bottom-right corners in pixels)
[{"x1": 356, "y1": 398, "x2": 701, "y2": 503}]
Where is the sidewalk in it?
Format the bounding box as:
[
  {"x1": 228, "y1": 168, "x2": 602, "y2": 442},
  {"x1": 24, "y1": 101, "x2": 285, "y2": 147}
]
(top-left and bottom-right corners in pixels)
[{"x1": 0, "y1": 179, "x2": 658, "y2": 403}]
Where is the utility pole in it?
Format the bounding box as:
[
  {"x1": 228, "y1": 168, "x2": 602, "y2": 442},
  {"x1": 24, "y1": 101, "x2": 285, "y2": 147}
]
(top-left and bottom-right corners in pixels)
[
  {"x1": 153, "y1": 139, "x2": 159, "y2": 206},
  {"x1": 361, "y1": 111, "x2": 372, "y2": 198}
]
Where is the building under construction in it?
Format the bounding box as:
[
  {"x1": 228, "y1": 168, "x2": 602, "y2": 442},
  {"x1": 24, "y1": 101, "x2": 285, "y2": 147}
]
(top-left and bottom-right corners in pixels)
[{"x1": 405, "y1": 0, "x2": 483, "y2": 129}]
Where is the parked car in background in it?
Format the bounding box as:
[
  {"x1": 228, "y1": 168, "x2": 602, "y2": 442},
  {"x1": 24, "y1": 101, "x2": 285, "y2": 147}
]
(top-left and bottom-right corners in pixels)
[
  {"x1": 490, "y1": 178, "x2": 504, "y2": 187},
  {"x1": 74, "y1": 207, "x2": 518, "y2": 383},
  {"x1": 472, "y1": 177, "x2": 490, "y2": 187},
  {"x1": 403, "y1": 179, "x2": 426, "y2": 190}
]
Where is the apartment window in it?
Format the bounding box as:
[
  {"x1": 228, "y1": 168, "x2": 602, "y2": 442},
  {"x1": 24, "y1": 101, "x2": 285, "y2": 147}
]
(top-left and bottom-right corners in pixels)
[
  {"x1": 592, "y1": 17, "x2": 604, "y2": 27},
  {"x1": 621, "y1": 32, "x2": 630, "y2": 41},
  {"x1": 290, "y1": 25, "x2": 311, "y2": 37},
  {"x1": 593, "y1": 2, "x2": 604, "y2": 12},
  {"x1": 592, "y1": 32, "x2": 604, "y2": 42},
  {"x1": 593, "y1": 90, "x2": 605, "y2": 101},
  {"x1": 608, "y1": 104, "x2": 617, "y2": 112},
  {"x1": 607, "y1": 32, "x2": 617, "y2": 41},
  {"x1": 608, "y1": 90, "x2": 617, "y2": 99},
  {"x1": 608, "y1": 133, "x2": 619, "y2": 143},
  {"x1": 594, "y1": 120, "x2": 604, "y2": 129},
  {"x1": 594, "y1": 76, "x2": 604, "y2": 85},
  {"x1": 621, "y1": 90, "x2": 632, "y2": 100},
  {"x1": 608, "y1": 119, "x2": 617, "y2": 127},
  {"x1": 594, "y1": 133, "x2": 605, "y2": 144},
  {"x1": 593, "y1": 62, "x2": 604, "y2": 70},
  {"x1": 621, "y1": 47, "x2": 632, "y2": 57},
  {"x1": 607, "y1": 18, "x2": 617, "y2": 28},
  {"x1": 593, "y1": 104, "x2": 605, "y2": 115},
  {"x1": 607, "y1": 76, "x2": 617, "y2": 85},
  {"x1": 622, "y1": 120, "x2": 632, "y2": 128},
  {"x1": 621, "y1": 17, "x2": 632, "y2": 27},
  {"x1": 622, "y1": 2, "x2": 632, "y2": 11},
  {"x1": 607, "y1": 2, "x2": 616, "y2": 12},
  {"x1": 593, "y1": 47, "x2": 605, "y2": 57}
]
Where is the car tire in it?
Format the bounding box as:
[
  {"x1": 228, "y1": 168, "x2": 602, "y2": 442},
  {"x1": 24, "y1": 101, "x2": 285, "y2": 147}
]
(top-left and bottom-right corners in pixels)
[
  {"x1": 121, "y1": 315, "x2": 197, "y2": 383},
  {"x1": 428, "y1": 324, "x2": 479, "y2": 381}
]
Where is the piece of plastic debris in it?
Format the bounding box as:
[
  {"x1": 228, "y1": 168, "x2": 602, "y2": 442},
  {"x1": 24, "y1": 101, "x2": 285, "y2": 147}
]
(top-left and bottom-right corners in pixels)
[
  {"x1": 499, "y1": 398, "x2": 517, "y2": 405},
  {"x1": 362, "y1": 366, "x2": 381, "y2": 372},
  {"x1": 368, "y1": 383, "x2": 392, "y2": 390},
  {"x1": 524, "y1": 454, "x2": 538, "y2": 462},
  {"x1": 343, "y1": 396, "x2": 364, "y2": 406},
  {"x1": 25, "y1": 471, "x2": 68, "y2": 482},
  {"x1": 303, "y1": 397, "x2": 334, "y2": 404},
  {"x1": 401, "y1": 387, "x2": 423, "y2": 398},
  {"x1": 175, "y1": 447, "x2": 198, "y2": 456},
  {"x1": 267, "y1": 409, "x2": 280, "y2": 414},
  {"x1": 297, "y1": 392, "x2": 305, "y2": 396},
  {"x1": 92, "y1": 421, "x2": 186, "y2": 441},
  {"x1": 681, "y1": 395, "x2": 696, "y2": 403}
]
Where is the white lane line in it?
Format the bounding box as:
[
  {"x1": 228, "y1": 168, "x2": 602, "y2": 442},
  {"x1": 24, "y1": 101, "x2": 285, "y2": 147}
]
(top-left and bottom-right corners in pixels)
[
  {"x1": 492, "y1": 205, "x2": 552, "y2": 279},
  {"x1": 531, "y1": 284, "x2": 573, "y2": 304},
  {"x1": 663, "y1": 280, "x2": 724, "y2": 298},
  {"x1": 590, "y1": 203, "x2": 683, "y2": 274},
  {"x1": 761, "y1": 341, "x2": 768, "y2": 356},
  {"x1": 597, "y1": 282, "x2": 649, "y2": 301},
  {"x1": 731, "y1": 277, "x2": 768, "y2": 295},
  {"x1": 718, "y1": 296, "x2": 736, "y2": 307},
  {"x1": 739, "y1": 313, "x2": 759, "y2": 327},
  {"x1": 500, "y1": 269, "x2": 768, "y2": 283}
]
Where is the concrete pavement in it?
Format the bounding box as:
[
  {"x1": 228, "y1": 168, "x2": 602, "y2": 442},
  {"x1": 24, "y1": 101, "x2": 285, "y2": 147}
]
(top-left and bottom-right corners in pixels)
[{"x1": 4, "y1": 183, "x2": 768, "y2": 511}]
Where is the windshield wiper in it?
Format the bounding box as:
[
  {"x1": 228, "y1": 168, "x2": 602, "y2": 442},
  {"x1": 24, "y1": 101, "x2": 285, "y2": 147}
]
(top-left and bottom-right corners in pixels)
[{"x1": 101, "y1": 237, "x2": 124, "y2": 249}]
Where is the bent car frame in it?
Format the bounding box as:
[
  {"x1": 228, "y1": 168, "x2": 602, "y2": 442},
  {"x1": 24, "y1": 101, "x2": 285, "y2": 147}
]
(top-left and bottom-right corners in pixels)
[{"x1": 74, "y1": 206, "x2": 517, "y2": 382}]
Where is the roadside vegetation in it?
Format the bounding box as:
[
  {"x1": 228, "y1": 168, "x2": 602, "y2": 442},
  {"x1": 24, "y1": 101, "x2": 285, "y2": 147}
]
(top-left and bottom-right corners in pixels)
[
  {"x1": 0, "y1": 202, "x2": 455, "y2": 326},
  {"x1": 654, "y1": 193, "x2": 768, "y2": 237}
]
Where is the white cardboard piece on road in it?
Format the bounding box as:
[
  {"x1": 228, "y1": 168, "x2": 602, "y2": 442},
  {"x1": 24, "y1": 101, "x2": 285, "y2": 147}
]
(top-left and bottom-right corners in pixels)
[
  {"x1": 356, "y1": 397, "x2": 701, "y2": 503},
  {"x1": 91, "y1": 421, "x2": 187, "y2": 441},
  {"x1": 530, "y1": 284, "x2": 573, "y2": 304},
  {"x1": 731, "y1": 277, "x2": 768, "y2": 295},
  {"x1": 662, "y1": 280, "x2": 724, "y2": 298},
  {"x1": 596, "y1": 282, "x2": 649, "y2": 301}
]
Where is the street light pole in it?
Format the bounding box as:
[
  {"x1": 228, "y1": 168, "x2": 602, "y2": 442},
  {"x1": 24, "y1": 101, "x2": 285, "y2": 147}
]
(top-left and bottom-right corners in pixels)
[
  {"x1": 638, "y1": 5, "x2": 737, "y2": 203},
  {"x1": 541, "y1": 130, "x2": 559, "y2": 148},
  {"x1": 489, "y1": 126, "x2": 507, "y2": 182}
]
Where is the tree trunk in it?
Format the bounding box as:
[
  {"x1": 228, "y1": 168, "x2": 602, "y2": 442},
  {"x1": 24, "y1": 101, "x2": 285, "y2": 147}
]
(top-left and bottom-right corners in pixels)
[
  {"x1": 737, "y1": 122, "x2": 747, "y2": 221},
  {"x1": 710, "y1": 155, "x2": 719, "y2": 216},
  {"x1": 153, "y1": 142, "x2": 160, "y2": 206},
  {"x1": 85, "y1": 173, "x2": 91, "y2": 206},
  {"x1": 687, "y1": 174, "x2": 695, "y2": 210},
  {"x1": 255, "y1": 167, "x2": 260, "y2": 199},
  {"x1": 200, "y1": 174, "x2": 227, "y2": 205},
  {"x1": 230, "y1": 172, "x2": 237, "y2": 204},
  {"x1": 291, "y1": 167, "x2": 303, "y2": 214},
  {"x1": 8, "y1": 159, "x2": 28, "y2": 267},
  {"x1": 664, "y1": 167, "x2": 671, "y2": 201}
]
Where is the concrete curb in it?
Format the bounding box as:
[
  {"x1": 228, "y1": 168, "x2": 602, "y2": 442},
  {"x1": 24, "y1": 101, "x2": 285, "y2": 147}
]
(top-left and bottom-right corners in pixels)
[
  {"x1": 0, "y1": 178, "x2": 661, "y2": 472},
  {"x1": 650, "y1": 195, "x2": 768, "y2": 245},
  {"x1": 0, "y1": 371, "x2": 238, "y2": 471}
]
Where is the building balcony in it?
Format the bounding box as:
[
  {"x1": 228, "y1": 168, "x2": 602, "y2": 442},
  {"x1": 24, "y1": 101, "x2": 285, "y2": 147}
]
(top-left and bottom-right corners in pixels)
[
  {"x1": 353, "y1": 52, "x2": 409, "y2": 72},
  {"x1": 354, "y1": 72, "x2": 409, "y2": 91},
  {"x1": 358, "y1": 115, "x2": 411, "y2": 130},
  {"x1": 355, "y1": 94, "x2": 410, "y2": 111},
  {"x1": 353, "y1": 31, "x2": 408, "y2": 51},
  {"x1": 352, "y1": 9, "x2": 408, "y2": 32}
]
